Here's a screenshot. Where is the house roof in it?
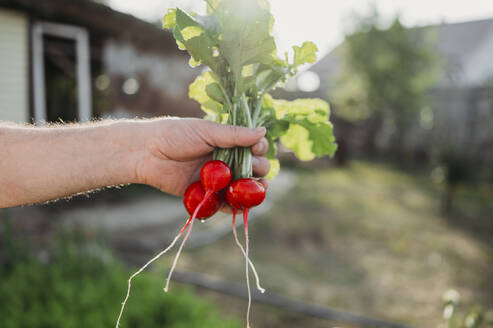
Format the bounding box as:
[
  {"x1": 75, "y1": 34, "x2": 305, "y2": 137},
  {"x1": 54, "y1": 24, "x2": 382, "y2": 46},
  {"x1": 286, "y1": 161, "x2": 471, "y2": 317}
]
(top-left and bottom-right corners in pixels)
[
  {"x1": 431, "y1": 18, "x2": 493, "y2": 68},
  {"x1": 0, "y1": 0, "x2": 177, "y2": 54},
  {"x1": 308, "y1": 44, "x2": 342, "y2": 95},
  {"x1": 310, "y1": 17, "x2": 493, "y2": 89}
]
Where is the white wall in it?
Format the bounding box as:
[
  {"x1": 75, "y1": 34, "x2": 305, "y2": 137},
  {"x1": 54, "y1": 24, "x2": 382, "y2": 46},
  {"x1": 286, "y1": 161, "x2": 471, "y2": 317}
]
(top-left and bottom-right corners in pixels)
[{"x1": 0, "y1": 9, "x2": 29, "y2": 122}]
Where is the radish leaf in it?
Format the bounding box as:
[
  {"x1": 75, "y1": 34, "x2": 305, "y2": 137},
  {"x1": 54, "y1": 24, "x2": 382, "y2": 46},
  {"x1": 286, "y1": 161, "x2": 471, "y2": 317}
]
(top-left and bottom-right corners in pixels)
[
  {"x1": 162, "y1": 9, "x2": 177, "y2": 29},
  {"x1": 263, "y1": 96, "x2": 337, "y2": 160},
  {"x1": 215, "y1": 0, "x2": 276, "y2": 78},
  {"x1": 293, "y1": 41, "x2": 318, "y2": 67},
  {"x1": 265, "y1": 159, "x2": 280, "y2": 180},
  {"x1": 164, "y1": 0, "x2": 337, "y2": 178},
  {"x1": 280, "y1": 119, "x2": 337, "y2": 160},
  {"x1": 189, "y1": 72, "x2": 223, "y2": 117}
]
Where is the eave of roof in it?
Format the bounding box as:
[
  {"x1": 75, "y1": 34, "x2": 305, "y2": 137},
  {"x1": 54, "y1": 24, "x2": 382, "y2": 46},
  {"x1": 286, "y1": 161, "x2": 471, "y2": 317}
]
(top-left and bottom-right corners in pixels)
[
  {"x1": 0, "y1": 0, "x2": 178, "y2": 54},
  {"x1": 414, "y1": 17, "x2": 493, "y2": 65}
]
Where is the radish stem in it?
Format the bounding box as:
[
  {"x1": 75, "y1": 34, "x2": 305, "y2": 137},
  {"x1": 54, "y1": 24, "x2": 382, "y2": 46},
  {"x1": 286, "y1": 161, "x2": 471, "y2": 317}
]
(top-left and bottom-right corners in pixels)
[{"x1": 232, "y1": 209, "x2": 265, "y2": 293}]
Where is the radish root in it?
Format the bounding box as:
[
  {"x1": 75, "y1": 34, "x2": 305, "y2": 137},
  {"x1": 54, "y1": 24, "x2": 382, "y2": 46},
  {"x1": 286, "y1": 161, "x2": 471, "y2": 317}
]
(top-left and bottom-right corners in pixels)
[
  {"x1": 164, "y1": 190, "x2": 212, "y2": 292},
  {"x1": 164, "y1": 216, "x2": 195, "y2": 292},
  {"x1": 243, "y1": 208, "x2": 252, "y2": 328},
  {"x1": 115, "y1": 225, "x2": 185, "y2": 328},
  {"x1": 116, "y1": 191, "x2": 212, "y2": 326},
  {"x1": 232, "y1": 210, "x2": 265, "y2": 293}
]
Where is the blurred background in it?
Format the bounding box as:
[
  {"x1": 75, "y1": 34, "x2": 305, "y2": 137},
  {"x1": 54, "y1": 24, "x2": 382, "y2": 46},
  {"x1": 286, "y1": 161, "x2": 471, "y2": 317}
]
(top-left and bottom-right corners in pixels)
[{"x1": 1, "y1": 0, "x2": 493, "y2": 327}]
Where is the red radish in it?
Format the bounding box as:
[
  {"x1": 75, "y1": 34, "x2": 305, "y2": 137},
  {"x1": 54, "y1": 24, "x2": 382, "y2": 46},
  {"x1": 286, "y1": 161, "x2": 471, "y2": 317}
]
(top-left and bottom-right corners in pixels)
[
  {"x1": 225, "y1": 191, "x2": 242, "y2": 210},
  {"x1": 180, "y1": 161, "x2": 230, "y2": 233},
  {"x1": 184, "y1": 181, "x2": 221, "y2": 218},
  {"x1": 226, "y1": 178, "x2": 266, "y2": 328},
  {"x1": 226, "y1": 178, "x2": 266, "y2": 209},
  {"x1": 181, "y1": 181, "x2": 221, "y2": 233},
  {"x1": 200, "y1": 160, "x2": 232, "y2": 192},
  {"x1": 180, "y1": 161, "x2": 232, "y2": 233}
]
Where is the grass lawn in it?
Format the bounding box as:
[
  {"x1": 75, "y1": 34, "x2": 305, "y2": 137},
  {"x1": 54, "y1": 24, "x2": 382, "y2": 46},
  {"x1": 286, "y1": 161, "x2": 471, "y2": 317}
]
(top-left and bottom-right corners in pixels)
[{"x1": 163, "y1": 161, "x2": 493, "y2": 327}]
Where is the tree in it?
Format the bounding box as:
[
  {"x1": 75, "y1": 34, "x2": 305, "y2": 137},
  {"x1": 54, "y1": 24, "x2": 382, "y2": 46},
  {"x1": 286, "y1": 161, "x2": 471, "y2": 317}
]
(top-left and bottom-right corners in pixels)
[{"x1": 330, "y1": 10, "x2": 438, "y2": 159}]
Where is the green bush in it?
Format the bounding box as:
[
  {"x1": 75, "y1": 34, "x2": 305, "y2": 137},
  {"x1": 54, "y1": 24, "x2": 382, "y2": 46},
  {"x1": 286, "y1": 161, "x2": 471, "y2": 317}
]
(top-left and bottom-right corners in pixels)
[{"x1": 0, "y1": 230, "x2": 240, "y2": 328}]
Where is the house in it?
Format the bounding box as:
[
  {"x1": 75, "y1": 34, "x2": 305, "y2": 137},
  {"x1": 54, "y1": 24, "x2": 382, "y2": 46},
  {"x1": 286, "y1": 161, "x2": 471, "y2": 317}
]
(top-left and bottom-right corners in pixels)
[
  {"x1": 290, "y1": 18, "x2": 493, "y2": 171},
  {"x1": 0, "y1": 0, "x2": 202, "y2": 124}
]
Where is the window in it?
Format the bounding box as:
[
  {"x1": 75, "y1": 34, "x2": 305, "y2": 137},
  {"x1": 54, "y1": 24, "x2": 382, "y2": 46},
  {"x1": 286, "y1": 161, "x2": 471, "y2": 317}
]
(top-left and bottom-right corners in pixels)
[{"x1": 32, "y1": 22, "x2": 92, "y2": 123}]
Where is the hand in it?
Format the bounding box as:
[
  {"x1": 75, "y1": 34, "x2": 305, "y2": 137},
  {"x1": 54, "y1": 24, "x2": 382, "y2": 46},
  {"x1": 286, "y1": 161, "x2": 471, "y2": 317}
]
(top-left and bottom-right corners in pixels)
[{"x1": 135, "y1": 118, "x2": 270, "y2": 197}]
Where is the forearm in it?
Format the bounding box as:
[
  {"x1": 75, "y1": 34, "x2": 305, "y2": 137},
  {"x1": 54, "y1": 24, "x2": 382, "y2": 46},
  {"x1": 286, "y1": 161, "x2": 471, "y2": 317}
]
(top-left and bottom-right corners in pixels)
[{"x1": 0, "y1": 120, "x2": 145, "y2": 208}]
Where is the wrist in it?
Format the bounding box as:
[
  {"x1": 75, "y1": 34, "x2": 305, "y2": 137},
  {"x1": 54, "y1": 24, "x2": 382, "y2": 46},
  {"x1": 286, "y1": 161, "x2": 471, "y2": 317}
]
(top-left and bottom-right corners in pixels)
[{"x1": 109, "y1": 119, "x2": 148, "y2": 185}]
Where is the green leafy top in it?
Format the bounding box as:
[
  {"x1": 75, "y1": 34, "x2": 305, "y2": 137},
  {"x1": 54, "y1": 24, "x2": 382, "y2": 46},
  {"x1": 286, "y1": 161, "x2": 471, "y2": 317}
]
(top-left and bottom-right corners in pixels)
[{"x1": 163, "y1": 0, "x2": 337, "y2": 179}]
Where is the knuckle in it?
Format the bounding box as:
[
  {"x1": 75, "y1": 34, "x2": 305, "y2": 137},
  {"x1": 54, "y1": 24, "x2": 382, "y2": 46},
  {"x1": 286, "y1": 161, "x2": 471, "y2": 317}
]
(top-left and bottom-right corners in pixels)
[
  {"x1": 253, "y1": 156, "x2": 270, "y2": 176},
  {"x1": 230, "y1": 125, "x2": 241, "y2": 143},
  {"x1": 256, "y1": 138, "x2": 268, "y2": 154},
  {"x1": 262, "y1": 158, "x2": 271, "y2": 173}
]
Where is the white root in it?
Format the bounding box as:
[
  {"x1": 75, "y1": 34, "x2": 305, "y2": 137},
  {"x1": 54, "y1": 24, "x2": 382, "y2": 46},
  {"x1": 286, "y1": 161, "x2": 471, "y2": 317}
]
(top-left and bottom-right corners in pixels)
[
  {"x1": 164, "y1": 190, "x2": 212, "y2": 292},
  {"x1": 244, "y1": 210, "x2": 252, "y2": 328},
  {"x1": 115, "y1": 230, "x2": 184, "y2": 328},
  {"x1": 115, "y1": 191, "x2": 229, "y2": 327},
  {"x1": 232, "y1": 217, "x2": 265, "y2": 293},
  {"x1": 164, "y1": 216, "x2": 195, "y2": 292}
]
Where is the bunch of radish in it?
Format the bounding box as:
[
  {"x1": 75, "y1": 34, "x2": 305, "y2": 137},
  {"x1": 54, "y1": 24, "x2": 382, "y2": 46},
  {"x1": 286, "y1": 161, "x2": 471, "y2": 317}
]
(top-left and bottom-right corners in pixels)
[
  {"x1": 168, "y1": 159, "x2": 266, "y2": 297},
  {"x1": 116, "y1": 160, "x2": 267, "y2": 328},
  {"x1": 116, "y1": 0, "x2": 337, "y2": 327}
]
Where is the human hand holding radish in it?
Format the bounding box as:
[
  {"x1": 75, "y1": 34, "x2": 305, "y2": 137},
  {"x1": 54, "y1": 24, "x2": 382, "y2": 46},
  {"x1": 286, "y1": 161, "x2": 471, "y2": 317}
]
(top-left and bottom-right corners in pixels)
[
  {"x1": 0, "y1": 118, "x2": 269, "y2": 208},
  {"x1": 134, "y1": 118, "x2": 270, "y2": 200}
]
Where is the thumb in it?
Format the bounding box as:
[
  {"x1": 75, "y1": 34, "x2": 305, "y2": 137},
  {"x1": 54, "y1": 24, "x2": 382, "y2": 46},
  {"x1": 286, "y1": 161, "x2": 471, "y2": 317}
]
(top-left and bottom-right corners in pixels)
[{"x1": 199, "y1": 121, "x2": 266, "y2": 149}]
